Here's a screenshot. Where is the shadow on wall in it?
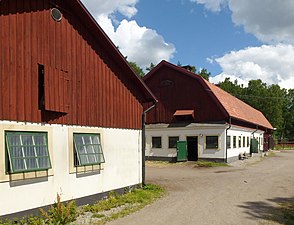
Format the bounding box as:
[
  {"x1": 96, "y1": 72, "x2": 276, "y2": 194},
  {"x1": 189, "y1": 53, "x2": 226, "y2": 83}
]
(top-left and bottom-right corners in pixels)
[{"x1": 238, "y1": 196, "x2": 294, "y2": 224}]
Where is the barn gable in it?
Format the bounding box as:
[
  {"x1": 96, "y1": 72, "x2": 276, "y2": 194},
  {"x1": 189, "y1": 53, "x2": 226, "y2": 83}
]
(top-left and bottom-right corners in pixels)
[{"x1": 0, "y1": 0, "x2": 155, "y2": 129}]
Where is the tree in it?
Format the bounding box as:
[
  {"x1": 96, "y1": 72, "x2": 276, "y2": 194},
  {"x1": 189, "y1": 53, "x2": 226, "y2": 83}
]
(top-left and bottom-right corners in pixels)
[
  {"x1": 128, "y1": 61, "x2": 145, "y2": 77},
  {"x1": 146, "y1": 62, "x2": 156, "y2": 72},
  {"x1": 198, "y1": 68, "x2": 210, "y2": 81},
  {"x1": 283, "y1": 89, "x2": 294, "y2": 140}
]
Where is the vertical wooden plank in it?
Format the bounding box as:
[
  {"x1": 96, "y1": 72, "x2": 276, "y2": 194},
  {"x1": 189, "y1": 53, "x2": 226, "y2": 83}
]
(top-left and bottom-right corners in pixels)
[
  {"x1": 80, "y1": 36, "x2": 86, "y2": 125},
  {"x1": 1, "y1": 1, "x2": 10, "y2": 119},
  {"x1": 9, "y1": 0, "x2": 17, "y2": 120},
  {"x1": 0, "y1": 2, "x2": 4, "y2": 118},
  {"x1": 16, "y1": 1, "x2": 27, "y2": 120},
  {"x1": 71, "y1": 23, "x2": 77, "y2": 124},
  {"x1": 55, "y1": 12, "x2": 61, "y2": 69},
  {"x1": 23, "y1": 0, "x2": 32, "y2": 121},
  {"x1": 97, "y1": 57, "x2": 103, "y2": 126},
  {"x1": 89, "y1": 47, "x2": 95, "y2": 125},
  {"x1": 31, "y1": 0, "x2": 38, "y2": 122}
]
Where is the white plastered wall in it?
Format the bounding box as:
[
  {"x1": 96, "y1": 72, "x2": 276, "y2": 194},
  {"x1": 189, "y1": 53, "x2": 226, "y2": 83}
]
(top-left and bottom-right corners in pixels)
[
  {"x1": 227, "y1": 126, "x2": 264, "y2": 159},
  {"x1": 146, "y1": 123, "x2": 265, "y2": 161},
  {"x1": 145, "y1": 123, "x2": 227, "y2": 160},
  {"x1": 0, "y1": 120, "x2": 142, "y2": 216}
]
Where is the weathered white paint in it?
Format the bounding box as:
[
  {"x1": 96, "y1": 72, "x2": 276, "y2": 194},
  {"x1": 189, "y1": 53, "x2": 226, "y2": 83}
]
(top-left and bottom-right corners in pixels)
[
  {"x1": 146, "y1": 123, "x2": 264, "y2": 162},
  {"x1": 0, "y1": 120, "x2": 142, "y2": 216}
]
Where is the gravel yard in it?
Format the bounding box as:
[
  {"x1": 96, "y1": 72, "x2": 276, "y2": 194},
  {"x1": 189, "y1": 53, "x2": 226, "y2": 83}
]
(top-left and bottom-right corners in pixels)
[{"x1": 108, "y1": 150, "x2": 294, "y2": 225}]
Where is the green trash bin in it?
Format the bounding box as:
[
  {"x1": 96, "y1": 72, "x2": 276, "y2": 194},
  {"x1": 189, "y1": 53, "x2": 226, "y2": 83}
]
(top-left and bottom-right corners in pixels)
[{"x1": 177, "y1": 141, "x2": 187, "y2": 162}]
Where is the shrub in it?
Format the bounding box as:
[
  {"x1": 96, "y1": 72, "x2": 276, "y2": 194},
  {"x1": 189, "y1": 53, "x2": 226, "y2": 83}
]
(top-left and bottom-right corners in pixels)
[{"x1": 40, "y1": 193, "x2": 77, "y2": 225}]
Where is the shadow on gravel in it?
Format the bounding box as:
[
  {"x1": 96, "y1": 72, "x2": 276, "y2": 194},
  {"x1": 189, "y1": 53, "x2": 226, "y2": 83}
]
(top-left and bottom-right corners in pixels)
[{"x1": 238, "y1": 197, "x2": 294, "y2": 225}]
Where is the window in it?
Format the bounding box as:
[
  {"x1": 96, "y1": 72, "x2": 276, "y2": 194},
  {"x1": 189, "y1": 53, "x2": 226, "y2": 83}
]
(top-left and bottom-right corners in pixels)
[
  {"x1": 152, "y1": 137, "x2": 162, "y2": 148},
  {"x1": 247, "y1": 137, "x2": 250, "y2": 147},
  {"x1": 206, "y1": 136, "x2": 219, "y2": 149},
  {"x1": 73, "y1": 134, "x2": 105, "y2": 166},
  {"x1": 233, "y1": 136, "x2": 237, "y2": 148},
  {"x1": 169, "y1": 136, "x2": 179, "y2": 148},
  {"x1": 238, "y1": 136, "x2": 242, "y2": 148},
  {"x1": 227, "y1": 136, "x2": 231, "y2": 149},
  {"x1": 5, "y1": 132, "x2": 51, "y2": 173},
  {"x1": 243, "y1": 136, "x2": 246, "y2": 147}
]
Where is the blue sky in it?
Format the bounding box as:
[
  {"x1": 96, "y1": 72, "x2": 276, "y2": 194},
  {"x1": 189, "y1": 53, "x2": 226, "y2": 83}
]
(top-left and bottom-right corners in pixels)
[
  {"x1": 81, "y1": 0, "x2": 294, "y2": 89},
  {"x1": 133, "y1": 0, "x2": 261, "y2": 75}
]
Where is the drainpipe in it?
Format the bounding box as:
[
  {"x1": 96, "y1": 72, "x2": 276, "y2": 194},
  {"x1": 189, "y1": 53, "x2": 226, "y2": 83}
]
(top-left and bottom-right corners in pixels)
[
  {"x1": 251, "y1": 126, "x2": 258, "y2": 138},
  {"x1": 251, "y1": 126, "x2": 259, "y2": 155},
  {"x1": 142, "y1": 101, "x2": 157, "y2": 186},
  {"x1": 225, "y1": 117, "x2": 232, "y2": 163}
]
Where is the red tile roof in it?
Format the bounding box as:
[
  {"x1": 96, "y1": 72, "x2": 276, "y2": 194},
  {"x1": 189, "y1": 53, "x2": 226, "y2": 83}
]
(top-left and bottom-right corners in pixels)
[
  {"x1": 202, "y1": 78, "x2": 273, "y2": 130},
  {"x1": 174, "y1": 110, "x2": 195, "y2": 117}
]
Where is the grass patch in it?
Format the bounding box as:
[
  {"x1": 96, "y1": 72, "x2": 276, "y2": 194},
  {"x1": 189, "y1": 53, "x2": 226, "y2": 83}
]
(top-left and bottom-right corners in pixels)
[
  {"x1": 81, "y1": 184, "x2": 165, "y2": 224},
  {"x1": 195, "y1": 160, "x2": 230, "y2": 167}
]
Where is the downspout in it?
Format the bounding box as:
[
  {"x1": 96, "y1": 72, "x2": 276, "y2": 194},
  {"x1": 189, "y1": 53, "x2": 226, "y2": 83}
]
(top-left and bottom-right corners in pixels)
[
  {"x1": 251, "y1": 125, "x2": 259, "y2": 154},
  {"x1": 225, "y1": 117, "x2": 232, "y2": 163},
  {"x1": 251, "y1": 126, "x2": 258, "y2": 138},
  {"x1": 142, "y1": 101, "x2": 157, "y2": 186}
]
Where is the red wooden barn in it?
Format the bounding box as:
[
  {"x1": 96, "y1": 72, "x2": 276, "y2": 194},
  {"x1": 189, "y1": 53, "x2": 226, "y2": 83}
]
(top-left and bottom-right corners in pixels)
[
  {"x1": 0, "y1": 0, "x2": 155, "y2": 217},
  {"x1": 143, "y1": 60, "x2": 273, "y2": 162}
]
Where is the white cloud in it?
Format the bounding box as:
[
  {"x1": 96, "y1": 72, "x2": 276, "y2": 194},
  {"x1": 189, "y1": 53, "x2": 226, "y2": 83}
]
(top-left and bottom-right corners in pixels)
[
  {"x1": 190, "y1": 0, "x2": 226, "y2": 12},
  {"x1": 191, "y1": 0, "x2": 294, "y2": 44},
  {"x1": 81, "y1": 0, "x2": 176, "y2": 69},
  {"x1": 210, "y1": 44, "x2": 294, "y2": 89},
  {"x1": 81, "y1": 0, "x2": 138, "y2": 18},
  {"x1": 228, "y1": 0, "x2": 294, "y2": 44}
]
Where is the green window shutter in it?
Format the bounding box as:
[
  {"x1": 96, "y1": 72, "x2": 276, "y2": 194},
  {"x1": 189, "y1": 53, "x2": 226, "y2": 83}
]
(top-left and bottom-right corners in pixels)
[
  {"x1": 73, "y1": 133, "x2": 105, "y2": 166},
  {"x1": 5, "y1": 132, "x2": 52, "y2": 173}
]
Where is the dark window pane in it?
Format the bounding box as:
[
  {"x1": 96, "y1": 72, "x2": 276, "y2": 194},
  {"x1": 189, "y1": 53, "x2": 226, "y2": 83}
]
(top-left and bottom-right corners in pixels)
[
  {"x1": 206, "y1": 136, "x2": 218, "y2": 149},
  {"x1": 152, "y1": 137, "x2": 162, "y2": 148}
]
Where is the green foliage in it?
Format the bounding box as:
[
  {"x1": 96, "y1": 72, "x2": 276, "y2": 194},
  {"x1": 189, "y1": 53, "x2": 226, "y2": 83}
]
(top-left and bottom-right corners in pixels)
[
  {"x1": 128, "y1": 61, "x2": 145, "y2": 77},
  {"x1": 82, "y1": 184, "x2": 164, "y2": 224},
  {"x1": 0, "y1": 215, "x2": 45, "y2": 225},
  {"x1": 146, "y1": 62, "x2": 155, "y2": 72},
  {"x1": 218, "y1": 78, "x2": 294, "y2": 140},
  {"x1": 198, "y1": 68, "x2": 211, "y2": 81},
  {"x1": 195, "y1": 160, "x2": 229, "y2": 167},
  {"x1": 40, "y1": 194, "x2": 77, "y2": 225}
]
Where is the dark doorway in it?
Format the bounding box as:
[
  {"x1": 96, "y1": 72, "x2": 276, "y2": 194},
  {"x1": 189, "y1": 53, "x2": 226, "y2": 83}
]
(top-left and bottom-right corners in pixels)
[{"x1": 187, "y1": 136, "x2": 198, "y2": 161}]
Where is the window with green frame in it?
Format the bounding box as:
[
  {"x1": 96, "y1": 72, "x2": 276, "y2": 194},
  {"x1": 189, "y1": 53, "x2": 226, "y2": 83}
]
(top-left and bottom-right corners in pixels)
[
  {"x1": 5, "y1": 132, "x2": 51, "y2": 174},
  {"x1": 206, "y1": 136, "x2": 219, "y2": 149},
  {"x1": 73, "y1": 133, "x2": 105, "y2": 166}
]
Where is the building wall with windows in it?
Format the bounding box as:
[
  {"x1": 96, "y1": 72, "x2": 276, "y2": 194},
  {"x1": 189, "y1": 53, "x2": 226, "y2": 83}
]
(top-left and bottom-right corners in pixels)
[
  {"x1": 226, "y1": 126, "x2": 264, "y2": 162},
  {"x1": 0, "y1": 0, "x2": 155, "y2": 217},
  {"x1": 146, "y1": 123, "x2": 227, "y2": 162},
  {"x1": 146, "y1": 124, "x2": 265, "y2": 163},
  {"x1": 0, "y1": 121, "x2": 142, "y2": 216}
]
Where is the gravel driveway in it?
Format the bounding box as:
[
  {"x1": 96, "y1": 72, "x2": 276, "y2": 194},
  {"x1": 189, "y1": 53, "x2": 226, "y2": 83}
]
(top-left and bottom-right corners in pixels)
[{"x1": 108, "y1": 151, "x2": 294, "y2": 225}]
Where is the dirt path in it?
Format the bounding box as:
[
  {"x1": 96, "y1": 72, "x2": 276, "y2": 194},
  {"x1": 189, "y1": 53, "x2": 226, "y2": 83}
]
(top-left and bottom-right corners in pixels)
[{"x1": 108, "y1": 151, "x2": 294, "y2": 225}]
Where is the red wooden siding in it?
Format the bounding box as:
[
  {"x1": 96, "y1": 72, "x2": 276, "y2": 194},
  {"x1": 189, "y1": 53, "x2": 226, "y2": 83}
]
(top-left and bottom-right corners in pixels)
[
  {"x1": 0, "y1": 0, "x2": 146, "y2": 129},
  {"x1": 144, "y1": 66, "x2": 227, "y2": 124}
]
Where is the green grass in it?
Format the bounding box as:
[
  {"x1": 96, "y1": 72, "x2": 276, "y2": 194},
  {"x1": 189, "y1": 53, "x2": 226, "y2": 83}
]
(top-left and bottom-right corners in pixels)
[
  {"x1": 195, "y1": 160, "x2": 230, "y2": 167},
  {"x1": 82, "y1": 184, "x2": 165, "y2": 224},
  {"x1": 274, "y1": 146, "x2": 294, "y2": 150}
]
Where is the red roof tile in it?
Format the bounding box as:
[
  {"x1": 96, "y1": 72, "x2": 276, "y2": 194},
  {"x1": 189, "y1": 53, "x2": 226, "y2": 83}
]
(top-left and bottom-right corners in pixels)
[{"x1": 203, "y1": 79, "x2": 273, "y2": 129}]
